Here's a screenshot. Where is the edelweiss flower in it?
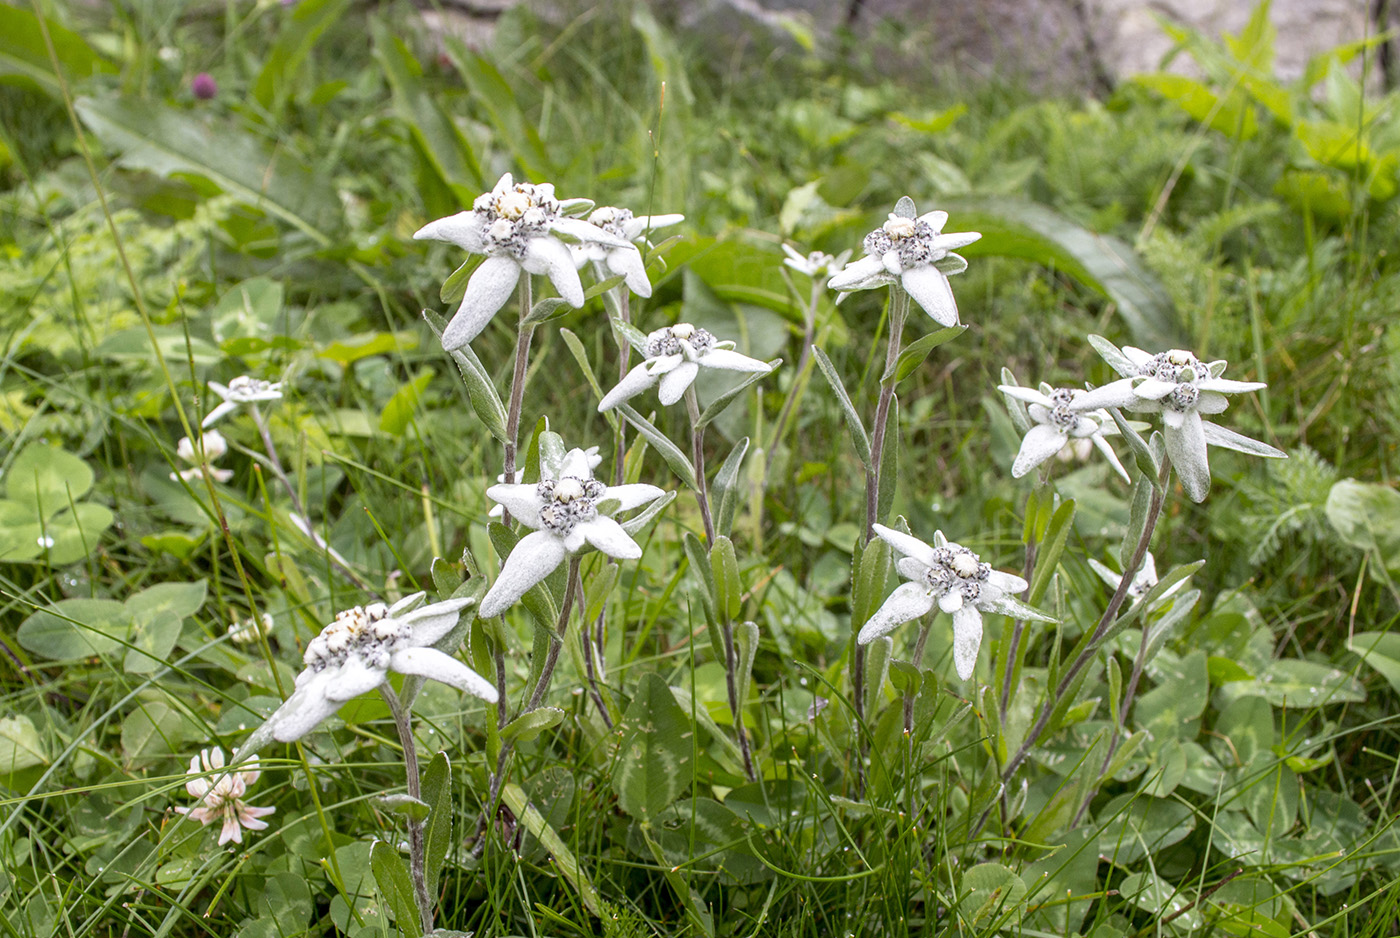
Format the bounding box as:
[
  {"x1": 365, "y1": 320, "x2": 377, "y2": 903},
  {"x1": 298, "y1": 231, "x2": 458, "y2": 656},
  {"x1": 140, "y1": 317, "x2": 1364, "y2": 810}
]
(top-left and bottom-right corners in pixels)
[
  {"x1": 175, "y1": 746, "x2": 275, "y2": 845},
  {"x1": 598, "y1": 322, "x2": 772, "y2": 411},
  {"x1": 1081, "y1": 340, "x2": 1286, "y2": 502},
  {"x1": 998, "y1": 384, "x2": 1129, "y2": 482},
  {"x1": 256, "y1": 594, "x2": 494, "y2": 743},
  {"x1": 202, "y1": 376, "x2": 282, "y2": 428},
  {"x1": 414, "y1": 174, "x2": 631, "y2": 350},
  {"x1": 572, "y1": 206, "x2": 683, "y2": 298},
  {"x1": 171, "y1": 430, "x2": 234, "y2": 484},
  {"x1": 1087, "y1": 552, "x2": 1183, "y2": 607},
  {"x1": 858, "y1": 525, "x2": 1048, "y2": 680},
  {"x1": 827, "y1": 198, "x2": 980, "y2": 327},
  {"x1": 481, "y1": 448, "x2": 666, "y2": 617},
  {"x1": 489, "y1": 446, "x2": 603, "y2": 519},
  {"x1": 781, "y1": 244, "x2": 850, "y2": 279}
]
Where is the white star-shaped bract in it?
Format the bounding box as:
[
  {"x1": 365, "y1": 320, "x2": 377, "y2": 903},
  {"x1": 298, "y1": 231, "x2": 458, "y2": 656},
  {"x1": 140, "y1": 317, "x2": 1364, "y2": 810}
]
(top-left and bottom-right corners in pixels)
[
  {"x1": 254, "y1": 593, "x2": 494, "y2": 744},
  {"x1": 1079, "y1": 340, "x2": 1286, "y2": 502},
  {"x1": 572, "y1": 206, "x2": 683, "y2": 298},
  {"x1": 481, "y1": 448, "x2": 666, "y2": 618},
  {"x1": 1087, "y1": 552, "x2": 1183, "y2": 608},
  {"x1": 202, "y1": 376, "x2": 283, "y2": 428},
  {"x1": 598, "y1": 322, "x2": 773, "y2": 411},
  {"x1": 174, "y1": 746, "x2": 275, "y2": 846},
  {"x1": 998, "y1": 384, "x2": 1129, "y2": 482},
  {"x1": 488, "y1": 445, "x2": 603, "y2": 519},
  {"x1": 415, "y1": 174, "x2": 631, "y2": 350},
  {"x1": 781, "y1": 244, "x2": 850, "y2": 279},
  {"x1": 827, "y1": 198, "x2": 980, "y2": 327},
  {"x1": 858, "y1": 525, "x2": 1048, "y2": 680},
  {"x1": 171, "y1": 430, "x2": 235, "y2": 484}
]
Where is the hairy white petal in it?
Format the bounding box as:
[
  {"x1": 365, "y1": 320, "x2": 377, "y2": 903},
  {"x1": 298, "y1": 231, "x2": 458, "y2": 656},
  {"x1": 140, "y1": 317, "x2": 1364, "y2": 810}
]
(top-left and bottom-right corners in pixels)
[
  {"x1": 872, "y1": 524, "x2": 939, "y2": 567},
  {"x1": 604, "y1": 483, "x2": 665, "y2": 512},
  {"x1": 658, "y1": 361, "x2": 700, "y2": 405},
  {"x1": 580, "y1": 515, "x2": 643, "y2": 559},
  {"x1": 1013, "y1": 424, "x2": 1069, "y2": 478},
  {"x1": 599, "y1": 363, "x2": 658, "y2": 412},
  {"x1": 485, "y1": 484, "x2": 547, "y2": 529},
  {"x1": 443, "y1": 256, "x2": 520, "y2": 350},
  {"x1": 523, "y1": 237, "x2": 585, "y2": 307},
  {"x1": 857, "y1": 582, "x2": 936, "y2": 644},
  {"x1": 481, "y1": 531, "x2": 568, "y2": 617},
  {"x1": 699, "y1": 349, "x2": 772, "y2": 373},
  {"x1": 899, "y1": 265, "x2": 959, "y2": 327},
  {"x1": 390, "y1": 647, "x2": 498, "y2": 701},
  {"x1": 1167, "y1": 412, "x2": 1211, "y2": 503},
  {"x1": 951, "y1": 605, "x2": 984, "y2": 680},
  {"x1": 324, "y1": 658, "x2": 387, "y2": 702},
  {"x1": 413, "y1": 210, "x2": 486, "y2": 253}
]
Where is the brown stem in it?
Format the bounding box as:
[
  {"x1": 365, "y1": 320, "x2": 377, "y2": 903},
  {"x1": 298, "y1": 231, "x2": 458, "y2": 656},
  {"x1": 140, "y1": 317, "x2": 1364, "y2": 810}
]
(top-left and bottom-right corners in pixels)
[
  {"x1": 723, "y1": 620, "x2": 756, "y2": 781},
  {"x1": 501, "y1": 277, "x2": 535, "y2": 526},
  {"x1": 865, "y1": 286, "x2": 908, "y2": 542},
  {"x1": 379, "y1": 686, "x2": 433, "y2": 935}
]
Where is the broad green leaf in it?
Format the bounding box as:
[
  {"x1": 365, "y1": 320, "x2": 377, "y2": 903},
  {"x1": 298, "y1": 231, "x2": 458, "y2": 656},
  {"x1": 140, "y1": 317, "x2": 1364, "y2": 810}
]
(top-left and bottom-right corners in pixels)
[
  {"x1": 319, "y1": 331, "x2": 419, "y2": 366},
  {"x1": 376, "y1": 794, "x2": 430, "y2": 821},
  {"x1": 253, "y1": 0, "x2": 354, "y2": 111},
  {"x1": 1326, "y1": 479, "x2": 1400, "y2": 578},
  {"x1": 1096, "y1": 794, "x2": 1195, "y2": 865},
  {"x1": 445, "y1": 50, "x2": 551, "y2": 178},
  {"x1": 1132, "y1": 73, "x2": 1258, "y2": 139},
  {"x1": 378, "y1": 369, "x2": 436, "y2": 436},
  {"x1": 888, "y1": 325, "x2": 965, "y2": 383},
  {"x1": 813, "y1": 347, "x2": 871, "y2": 467},
  {"x1": 1120, "y1": 870, "x2": 1201, "y2": 931},
  {"x1": 75, "y1": 96, "x2": 341, "y2": 245},
  {"x1": 637, "y1": 798, "x2": 769, "y2": 886},
  {"x1": 6, "y1": 443, "x2": 94, "y2": 516},
  {"x1": 1348, "y1": 631, "x2": 1400, "y2": 695},
  {"x1": 501, "y1": 707, "x2": 566, "y2": 743},
  {"x1": 944, "y1": 198, "x2": 1182, "y2": 347},
  {"x1": 18, "y1": 598, "x2": 130, "y2": 660},
  {"x1": 370, "y1": 840, "x2": 422, "y2": 938},
  {"x1": 420, "y1": 752, "x2": 452, "y2": 899},
  {"x1": 960, "y1": 862, "x2": 1027, "y2": 924},
  {"x1": 0, "y1": 715, "x2": 47, "y2": 771},
  {"x1": 611, "y1": 673, "x2": 696, "y2": 822},
  {"x1": 710, "y1": 536, "x2": 742, "y2": 622},
  {"x1": 0, "y1": 6, "x2": 112, "y2": 100},
  {"x1": 124, "y1": 580, "x2": 207, "y2": 674},
  {"x1": 121, "y1": 699, "x2": 197, "y2": 767}
]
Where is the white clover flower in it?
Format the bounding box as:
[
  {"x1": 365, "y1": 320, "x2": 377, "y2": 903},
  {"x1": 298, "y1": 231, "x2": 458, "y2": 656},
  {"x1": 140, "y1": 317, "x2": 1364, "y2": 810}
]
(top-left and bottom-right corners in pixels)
[
  {"x1": 859, "y1": 525, "x2": 1049, "y2": 680},
  {"x1": 414, "y1": 174, "x2": 631, "y2": 350},
  {"x1": 174, "y1": 746, "x2": 275, "y2": 845},
  {"x1": 1080, "y1": 340, "x2": 1286, "y2": 502},
  {"x1": 202, "y1": 376, "x2": 283, "y2": 428},
  {"x1": 228, "y1": 612, "x2": 273, "y2": 645},
  {"x1": 998, "y1": 384, "x2": 1129, "y2": 482},
  {"x1": 572, "y1": 206, "x2": 683, "y2": 298},
  {"x1": 781, "y1": 244, "x2": 851, "y2": 279},
  {"x1": 489, "y1": 446, "x2": 603, "y2": 520},
  {"x1": 1087, "y1": 552, "x2": 1182, "y2": 607},
  {"x1": 827, "y1": 198, "x2": 981, "y2": 327},
  {"x1": 255, "y1": 594, "x2": 494, "y2": 743},
  {"x1": 481, "y1": 448, "x2": 666, "y2": 618},
  {"x1": 171, "y1": 430, "x2": 234, "y2": 484},
  {"x1": 598, "y1": 322, "x2": 773, "y2": 411}
]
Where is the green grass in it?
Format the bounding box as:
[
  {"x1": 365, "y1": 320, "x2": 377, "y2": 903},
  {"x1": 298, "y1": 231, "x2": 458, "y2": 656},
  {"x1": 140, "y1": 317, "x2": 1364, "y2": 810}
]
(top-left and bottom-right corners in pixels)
[{"x1": 2, "y1": 2, "x2": 1400, "y2": 937}]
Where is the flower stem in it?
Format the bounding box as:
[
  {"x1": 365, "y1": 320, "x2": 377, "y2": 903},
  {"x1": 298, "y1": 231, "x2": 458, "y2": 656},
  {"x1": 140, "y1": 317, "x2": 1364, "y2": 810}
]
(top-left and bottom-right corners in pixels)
[
  {"x1": 379, "y1": 685, "x2": 433, "y2": 936},
  {"x1": 999, "y1": 459, "x2": 1171, "y2": 782},
  {"x1": 576, "y1": 564, "x2": 614, "y2": 729},
  {"x1": 501, "y1": 277, "x2": 536, "y2": 526},
  {"x1": 765, "y1": 277, "x2": 822, "y2": 479},
  {"x1": 902, "y1": 616, "x2": 933, "y2": 737},
  {"x1": 723, "y1": 620, "x2": 756, "y2": 781},
  {"x1": 684, "y1": 386, "x2": 716, "y2": 544},
  {"x1": 612, "y1": 288, "x2": 632, "y2": 487},
  {"x1": 864, "y1": 285, "x2": 908, "y2": 543}
]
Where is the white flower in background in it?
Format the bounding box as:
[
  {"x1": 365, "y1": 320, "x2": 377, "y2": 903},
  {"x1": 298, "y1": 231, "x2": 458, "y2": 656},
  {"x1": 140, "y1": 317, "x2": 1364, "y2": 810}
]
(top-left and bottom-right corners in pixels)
[
  {"x1": 1087, "y1": 552, "x2": 1183, "y2": 607},
  {"x1": 828, "y1": 198, "x2": 981, "y2": 327},
  {"x1": 998, "y1": 384, "x2": 1129, "y2": 482},
  {"x1": 489, "y1": 446, "x2": 603, "y2": 519},
  {"x1": 171, "y1": 430, "x2": 234, "y2": 484},
  {"x1": 598, "y1": 323, "x2": 773, "y2": 411},
  {"x1": 202, "y1": 376, "x2": 282, "y2": 428},
  {"x1": 174, "y1": 746, "x2": 275, "y2": 845},
  {"x1": 414, "y1": 174, "x2": 631, "y2": 350},
  {"x1": 1081, "y1": 340, "x2": 1286, "y2": 502},
  {"x1": 572, "y1": 206, "x2": 683, "y2": 298},
  {"x1": 781, "y1": 244, "x2": 850, "y2": 280},
  {"x1": 481, "y1": 448, "x2": 666, "y2": 617},
  {"x1": 858, "y1": 525, "x2": 1049, "y2": 680},
  {"x1": 228, "y1": 612, "x2": 273, "y2": 645},
  {"x1": 255, "y1": 594, "x2": 494, "y2": 743}
]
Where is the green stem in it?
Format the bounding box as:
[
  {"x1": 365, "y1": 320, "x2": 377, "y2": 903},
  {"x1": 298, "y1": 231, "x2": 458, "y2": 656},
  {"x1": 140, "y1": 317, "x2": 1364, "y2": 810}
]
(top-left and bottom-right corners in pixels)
[
  {"x1": 379, "y1": 686, "x2": 433, "y2": 935},
  {"x1": 501, "y1": 277, "x2": 536, "y2": 526},
  {"x1": 864, "y1": 285, "x2": 908, "y2": 542},
  {"x1": 685, "y1": 387, "x2": 716, "y2": 544}
]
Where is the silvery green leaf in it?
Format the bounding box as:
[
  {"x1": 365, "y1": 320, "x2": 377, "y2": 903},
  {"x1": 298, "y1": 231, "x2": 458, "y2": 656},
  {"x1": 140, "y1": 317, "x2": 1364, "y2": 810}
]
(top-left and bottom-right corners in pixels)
[
  {"x1": 876, "y1": 394, "x2": 899, "y2": 521},
  {"x1": 615, "y1": 405, "x2": 698, "y2": 490},
  {"x1": 1120, "y1": 475, "x2": 1153, "y2": 571},
  {"x1": 558, "y1": 197, "x2": 594, "y2": 216},
  {"x1": 697, "y1": 359, "x2": 781, "y2": 428},
  {"x1": 893, "y1": 196, "x2": 917, "y2": 219},
  {"x1": 1000, "y1": 368, "x2": 1032, "y2": 434},
  {"x1": 888, "y1": 324, "x2": 965, "y2": 384},
  {"x1": 539, "y1": 431, "x2": 568, "y2": 480},
  {"x1": 501, "y1": 706, "x2": 566, "y2": 743},
  {"x1": 863, "y1": 635, "x2": 894, "y2": 717},
  {"x1": 814, "y1": 347, "x2": 871, "y2": 468},
  {"x1": 559, "y1": 328, "x2": 619, "y2": 430},
  {"x1": 377, "y1": 793, "x2": 430, "y2": 821},
  {"x1": 440, "y1": 255, "x2": 483, "y2": 305},
  {"x1": 583, "y1": 274, "x2": 626, "y2": 300},
  {"x1": 713, "y1": 437, "x2": 749, "y2": 536},
  {"x1": 1089, "y1": 334, "x2": 1138, "y2": 377},
  {"x1": 1108, "y1": 405, "x2": 1158, "y2": 480},
  {"x1": 524, "y1": 296, "x2": 571, "y2": 325},
  {"x1": 735, "y1": 620, "x2": 759, "y2": 707},
  {"x1": 1200, "y1": 421, "x2": 1287, "y2": 458},
  {"x1": 611, "y1": 317, "x2": 651, "y2": 355},
  {"x1": 423, "y1": 309, "x2": 509, "y2": 443},
  {"x1": 620, "y1": 489, "x2": 676, "y2": 536}
]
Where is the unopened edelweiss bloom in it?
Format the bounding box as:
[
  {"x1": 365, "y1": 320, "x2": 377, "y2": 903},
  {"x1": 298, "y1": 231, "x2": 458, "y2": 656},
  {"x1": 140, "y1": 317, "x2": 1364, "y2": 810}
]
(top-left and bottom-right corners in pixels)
[
  {"x1": 998, "y1": 384, "x2": 1129, "y2": 482},
  {"x1": 256, "y1": 594, "x2": 494, "y2": 743},
  {"x1": 572, "y1": 206, "x2": 683, "y2": 298},
  {"x1": 598, "y1": 322, "x2": 772, "y2": 411},
  {"x1": 781, "y1": 244, "x2": 850, "y2": 280},
  {"x1": 414, "y1": 174, "x2": 631, "y2": 350},
  {"x1": 228, "y1": 612, "x2": 273, "y2": 645},
  {"x1": 481, "y1": 448, "x2": 666, "y2": 617},
  {"x1": 175, "y1": 746, "x2": 275, "y2": 845},
  {"x1": 828, "y1": 197, "x2": 981, "y2": 327},
  {"x1": 203, "y1": 376, "x2": 282, "y2": 428},
  {"x1": 1081, "y1": 339, "x2": 1286, "y2": 502},
  {"x1": 859, "y1": 525, "x2": 1049, "y2": 680},
  {"x1": 171, "y1": 430, "x2": 235, "y2": 484},
  {"x1": 1087, "y1": 552, "x2": 1183, "y2": 607}
]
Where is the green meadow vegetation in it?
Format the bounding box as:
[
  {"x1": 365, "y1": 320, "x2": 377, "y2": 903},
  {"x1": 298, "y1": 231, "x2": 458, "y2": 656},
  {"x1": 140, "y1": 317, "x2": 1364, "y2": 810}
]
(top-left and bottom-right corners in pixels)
[{"x1": 2, "y1": 1, "x2": 1400, "y2": 936}]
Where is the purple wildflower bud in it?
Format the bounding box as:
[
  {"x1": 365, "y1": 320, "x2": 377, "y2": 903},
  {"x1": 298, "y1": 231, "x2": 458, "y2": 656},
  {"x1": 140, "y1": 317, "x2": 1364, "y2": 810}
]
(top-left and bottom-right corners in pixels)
[{"x1": 192, "y1": 73, "x2": 217, "y2": 100}]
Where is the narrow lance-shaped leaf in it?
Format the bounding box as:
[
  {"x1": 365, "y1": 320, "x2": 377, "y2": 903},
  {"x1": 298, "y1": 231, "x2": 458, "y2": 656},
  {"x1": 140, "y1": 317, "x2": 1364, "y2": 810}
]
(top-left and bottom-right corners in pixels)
[
  {"x1": 1029, "y1": 499, "x2": 1075, "y2": 606},
  {"x1": 710, "y1": 535, "x2": 742, "y2": 622},
  {"x1": 697, "y1": 359, "x2": 781, "y2": 428},
  {"x1": 712, "y1": 437, "x2": 749, "y2": 537},
  {"x1": 615, "y1": 404, "x2": 699, "y2": 491},
  {"x1": 559, "y1": 328, "x2": 619, "y2": 431},
  {"x1": 370, "y1": 840, "x2": 423, "y2": 938},
  {"x1": 813, "y1": 347, "x2": 872, "y2": 468},
  {"x1": 422, "y1": 309, "x2": 509, "y2": 443},
  {"x1": 888, "y1": 325, "x2": 966, "y2": 384},
  {"x1": 875, "y1": 394, "x2": 899, "y2": 522},
  {"x1": 421, "y1": 752, "x2": 452, "y2": 899}
]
